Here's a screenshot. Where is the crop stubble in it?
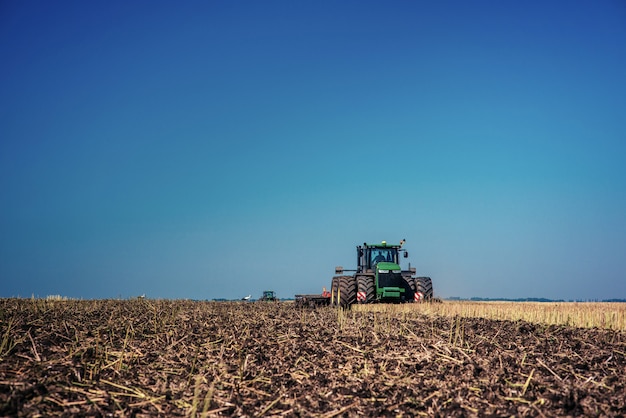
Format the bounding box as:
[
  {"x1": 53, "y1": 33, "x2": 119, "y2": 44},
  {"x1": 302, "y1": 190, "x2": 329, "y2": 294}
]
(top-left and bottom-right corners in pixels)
[{"x1": 0, "y1": 299, "x2": 625, "y2": 417}]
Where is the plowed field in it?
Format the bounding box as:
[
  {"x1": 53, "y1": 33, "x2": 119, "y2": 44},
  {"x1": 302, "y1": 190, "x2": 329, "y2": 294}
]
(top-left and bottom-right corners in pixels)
[{"x1": 1, "y1": 299, "x2": 625, "y2": 417}]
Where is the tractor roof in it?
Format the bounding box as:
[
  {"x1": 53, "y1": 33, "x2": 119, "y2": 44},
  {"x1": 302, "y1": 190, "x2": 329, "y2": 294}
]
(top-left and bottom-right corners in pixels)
[{"x1": 363, "y1": 241, "x2": 402, "y2": 249}]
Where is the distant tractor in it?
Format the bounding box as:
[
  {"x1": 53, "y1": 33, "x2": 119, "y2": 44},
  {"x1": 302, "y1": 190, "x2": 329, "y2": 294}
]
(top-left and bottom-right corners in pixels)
[
  {"x1": 259, "y1": 290, "x2": 279, "y2": 302},
  {"x1": 332, "y1": 240, "x2": 433, "y2": 308}
]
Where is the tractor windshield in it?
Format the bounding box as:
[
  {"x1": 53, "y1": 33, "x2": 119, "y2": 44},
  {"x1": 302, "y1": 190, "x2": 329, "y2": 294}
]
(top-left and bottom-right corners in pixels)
[{"x1": 370, "y1": 249, "x2": 396, "y2": 266}]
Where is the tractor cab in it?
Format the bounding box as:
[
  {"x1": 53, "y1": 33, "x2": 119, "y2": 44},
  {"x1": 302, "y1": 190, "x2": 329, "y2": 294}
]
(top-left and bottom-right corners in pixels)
[{"x1": 357, "y1": 241, "x2": 407, "y2": 272}]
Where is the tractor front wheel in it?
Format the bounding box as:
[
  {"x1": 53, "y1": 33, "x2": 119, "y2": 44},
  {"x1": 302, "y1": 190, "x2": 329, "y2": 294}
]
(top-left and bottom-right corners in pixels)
[
  {"x1": 403, "y1": 276, "x2": 417, "y2": 302},
  {"x1": 357, "y1": 276, "x2": 375, "y2": 303}
]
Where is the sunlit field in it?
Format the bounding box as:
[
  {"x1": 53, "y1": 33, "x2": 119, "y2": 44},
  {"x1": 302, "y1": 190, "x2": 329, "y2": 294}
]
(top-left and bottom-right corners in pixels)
[{"x1": 353, "y1": 301, "x2": 626, "y2": 331}]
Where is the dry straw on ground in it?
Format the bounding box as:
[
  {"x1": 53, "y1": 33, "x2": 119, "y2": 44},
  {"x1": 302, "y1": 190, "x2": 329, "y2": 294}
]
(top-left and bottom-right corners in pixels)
[{"x1": 354, "y1": 301, "x2": 626, "y2": 331}]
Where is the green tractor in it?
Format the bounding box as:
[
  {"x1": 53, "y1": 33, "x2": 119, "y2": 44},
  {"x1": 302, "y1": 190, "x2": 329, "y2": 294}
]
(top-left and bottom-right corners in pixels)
[
  {"x1": 331, "y1": 240, "x2": 433, "y2": 308},
  {"x1": 259, "y1": 290, "x2": 279, "y2": 302}
]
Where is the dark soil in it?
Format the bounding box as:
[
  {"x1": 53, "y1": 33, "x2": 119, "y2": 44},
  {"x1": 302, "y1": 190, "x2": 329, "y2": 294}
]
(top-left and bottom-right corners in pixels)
[{"x1": 1, "y1": 299, "x2": 624, "y2": 417}]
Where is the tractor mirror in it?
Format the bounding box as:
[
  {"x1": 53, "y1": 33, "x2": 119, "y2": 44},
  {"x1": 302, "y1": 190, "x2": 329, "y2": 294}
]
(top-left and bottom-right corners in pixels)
[
  {"x1": 335, "y1": 266, "x2": 343, "y2": 274},
  {"x1": 404, "y1": 252, "x2": 408, "y2": 258}
]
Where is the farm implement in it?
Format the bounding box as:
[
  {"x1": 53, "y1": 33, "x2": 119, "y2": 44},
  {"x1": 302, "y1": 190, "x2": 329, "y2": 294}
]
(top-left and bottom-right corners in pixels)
[{"x1": 295, "y1": 288, "x2": 332, "y2": 307}]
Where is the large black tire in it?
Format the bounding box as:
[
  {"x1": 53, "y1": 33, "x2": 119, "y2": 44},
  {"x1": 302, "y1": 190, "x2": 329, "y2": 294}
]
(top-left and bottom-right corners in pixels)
[
  {"x1": 339, "y1": 276, "x2": 357, "y2": 308},
  {"x1": 415, "y1": 277, "x2": 434, "y2": 301},
  {"x1": 331, "y1": 275, "x2": 356, "y2": 308},
  {"x1": 403, "y1": 276, "x2": 417, "y2": 303},
  {"x1": 357, "y1": 275, "x2": 375, "y2": 304}
]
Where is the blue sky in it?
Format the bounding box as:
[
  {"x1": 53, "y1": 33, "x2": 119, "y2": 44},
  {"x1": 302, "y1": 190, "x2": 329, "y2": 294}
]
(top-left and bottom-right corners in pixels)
[{"x1": 1, "y1": 1, "x2": 625, "y2": 300}]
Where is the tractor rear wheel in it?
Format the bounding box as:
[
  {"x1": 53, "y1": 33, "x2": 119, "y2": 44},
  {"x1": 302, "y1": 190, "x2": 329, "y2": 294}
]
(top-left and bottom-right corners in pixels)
[
  {"x1": 357, "y1": 276, "x2": 375, "y2": 303},
  {"x1": 415, "y1": 277, "x2": 434, "y2": 301},
  {"x1": 332, "y1": 275, "x2": 356, "y2": 308}
]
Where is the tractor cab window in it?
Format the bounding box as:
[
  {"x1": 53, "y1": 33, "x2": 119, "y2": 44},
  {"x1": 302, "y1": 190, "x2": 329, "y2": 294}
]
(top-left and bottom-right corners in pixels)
[{"x1": 371, "y1": 249, "x2": 394, "y2": 266}]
